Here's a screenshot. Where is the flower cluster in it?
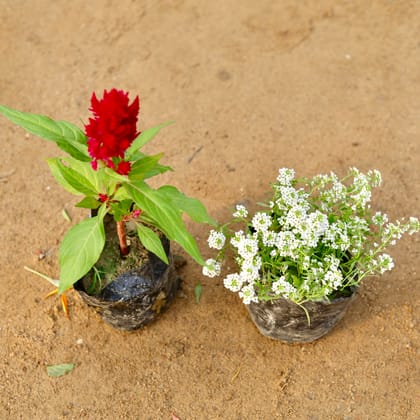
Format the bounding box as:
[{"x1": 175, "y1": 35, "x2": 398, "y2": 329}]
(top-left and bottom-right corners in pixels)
[
  {"x1": 203, "y1": 168, "x2": 419, "y2": 305},
  {"x1": 85, "y1": 89, "x2": 140, "y2": 175}
]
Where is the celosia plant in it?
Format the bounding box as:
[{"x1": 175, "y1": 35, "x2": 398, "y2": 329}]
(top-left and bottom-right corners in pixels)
[
  {"x1": 203, "y1": 168, "x2": 419, "y2": 305},
  {"x1": 0, "y1": 89, "x2": 215, "y2": 296}
]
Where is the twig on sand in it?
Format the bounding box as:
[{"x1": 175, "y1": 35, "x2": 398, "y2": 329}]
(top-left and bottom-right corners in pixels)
[
  {"x1": 0, "y1": 168, "x2": 16, "y2": 182},
  {"x1": 231, "y1": 365, "x2": 242, "y2": 382},
  {"x1": 187, "y1": 146, "x2": 203, "y2": 164}
]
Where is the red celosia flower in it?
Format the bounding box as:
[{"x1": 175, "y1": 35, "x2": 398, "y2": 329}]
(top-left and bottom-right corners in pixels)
[
  {"x1": 116, "y1": 160, "x2": 131, "y2": 175},
  {"x1": 98, "y1": 193, "x2": 109, "y2": 202},
  {"x1": 132, "y1": 209, "x2": 141, "y2": 218},
  {"x1": 85, "y1": 89, "x2": 140, "y2": 173},
  {"x1": 122, "y1": 209, "x2": 142, "y2": 222}
]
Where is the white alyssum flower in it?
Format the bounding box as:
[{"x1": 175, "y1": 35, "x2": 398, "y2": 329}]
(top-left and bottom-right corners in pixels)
[
  {"x1": 207, "y1": 229, "x2": 226, "y2": 250},
  {"x1": 240, "y1": 257, "x2": 262, "y2": 282},
  {"x1": 262, "y1": 230, "x2": 277, "y2": 247},
  {"x1": 377, "y1": 253, "x2": 394, "y2": 274},
  {"x1": 311, "y1": 173, "x2": 334, "y2": 189},
  {"x1": 330, "y1": 180, "x2": 346, "y2": 203},
  {"x1": 318, "y1": 174, "x2": 347, "y2": 207},
  {"x1": 252, "y1": 212, "x2": 272, "y2": 233},
  {"x1": 302, "y1": 256, "x2": 311, "y2": 270},
  {"x1": 322, "y1": 268, "x2": 343, "y2": 290},
  {"x1": 272, "y1": 276, "x2": 297, "y2": 296},
  {"x1": 230, "y1": 230, "x2": 245, "y2": 248},
  {"x1": 323, "y1": 221, "x2": 351, "y2": 251},
  {"x1": 408, "y1": 217, "x2": 420, "y2": 235},
  {"x1": 368, "y1": 169, "x2": 382, "y2": 187},
  {"x1": 285, "y1": 205, "x2": 307, "y2": 229},
  {"x1": 276, "y1": 231, "x2": 300, "y2": 258},
  {"x1": 233, "y1": 204, "x2": 248, "y2": 218},
  {"x1": 277, "y1": 168, "x2": 295, "y2": 186},
  {"x1": 239, "y1": 284, "x2": 259, "y2": 304},
  {"x1": 202, "y1": 258, "x2": 221, "y2": 278},
  {"x1": 372, "y1": 211, "x2": 388, "y2": 226},
  {"x1": 308, "y1": 211, "x2": 329, "y2": 236},
  {"x1": 351, "y1": 172, "x2": 372, "y2": 209},
  {"x1": 293, "y1": 210, "x2": 329, "y2": 248},
  {"x1": 236, "y1": 237, "x2": 259, "y2": 259},
  {"x1": 324, "y1": 255, "x2": 340, "y2": 270},
  {"x1": 223, "y1": 273, "x2": 244, "y2": 292},
  {"x1": 276, "y1": 186, "x2": 307, "y2": 210}
]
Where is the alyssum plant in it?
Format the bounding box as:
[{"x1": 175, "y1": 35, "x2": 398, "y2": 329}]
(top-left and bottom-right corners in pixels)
[
  {"x1": 203, "y1": 168, "x2": 419, "y2": 305},
  {"x1": 0, "y1": 89, "x2": 214, "y2": 308}
]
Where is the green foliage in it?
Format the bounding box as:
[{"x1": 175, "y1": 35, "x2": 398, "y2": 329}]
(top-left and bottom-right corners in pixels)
[
  {"x1": 125, "y1": 121, "x2": 174, "y2": 159},
  {"x1": 158, "y1": 185, "x2": 216, "y2": 225},
  {"x1": 0, "y1": 105, "x2": 89, "y2": 161},
  {"x1": 48, "y1": 158, "x2": 98, "y2": 196},
  {"x1": 194, "y1": 283, "x2": 203, "y2": 303},
  {"x1": 128, "y1": 153, "x2": 165, "y2": 180},
  {"x1": 61, "y1": 208, "x2": 72, "y2": 223},
  {"x1": 126, "y1": 181, "x2": 205, "y2": 265},
  {"x1": 64, "y1": 156, "x2": 113, "y2": 194},
  {"x1": 109, "y1": 200, "x2": 132, "y2": 222},
  {"x1": 75, "y1": 197, "x2": 101, "y2": 209},
  {"x1": 136, "y1": 224, "x2": 169, "y2": 264},
  {"x1": 47, "y1": 158, "x2": 81, "y2": 195},
  {"x1": 47, "y1": 363, "x2": 75, "y2": 377},
  {"x1": 58, "y1": 206, "x2": 107, "y2": 293}
]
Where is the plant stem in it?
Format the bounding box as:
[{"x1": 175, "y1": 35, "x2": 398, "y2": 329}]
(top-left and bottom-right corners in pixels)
[{"x1": 116, "y1": 220, "x2": 129, "y2": 256}]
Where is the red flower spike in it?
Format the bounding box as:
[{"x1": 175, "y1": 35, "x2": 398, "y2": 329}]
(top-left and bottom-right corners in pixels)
[
  {"x1": 132, "y1": 209, "x2": 141, "y2": 218},
  {"x1": 85, "y1": 89, "x2": 140, "y2": 172},
  {"x1": 116, "y1": 160, "x2": 131, "y2": 175},
  {"x1": 99, "y1": 194, "x2": 109, "y2": 203}
]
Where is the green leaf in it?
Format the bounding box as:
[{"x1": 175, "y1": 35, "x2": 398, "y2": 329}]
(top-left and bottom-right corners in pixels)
[
  {"x1": 0, "y1": 105, "x2": 90, "y2": 161},
  {"x1": 58, "y1": 210, "x2": 106, "y2": 293},
  {"x1": 63, "y1": 157, "x2": 111, "y2": 194},
  {"x1": 128, "y1": 153, "x2": 165, "y2": 181},
  {"x1": 47, "y1": 158, "x2": 80, "y2": 195},
  {"x1": 125, "y1": 181, "x2": 204, "y2": 265},
  {"x1": 136, "y1": 224, "x2": 169, "y2": 264},
  {"x1": 158, "y1": 185, "x2": 216, "y2": 225},
  {"x1": 61, "y1": 208, "x2": 72, "y2": 223},
  {"x1": 125, "y1": 121, "x2": 174, "y2": 159},
  {"x1": 109, "y1": 199, "x2": 132, "y2": 222},
  {"x1": 142, "y1": 163, "x2": 173, "y2": 179},
  {"x1": 194, "y1": 283, "x2": 202, "y2": 303},
  {"x1": 47, "y1": 363, "x2": 75, "y2": 377},
  {"x1": 125, "y1": 150, "x2": 145, "y2": 162},
  {"x1": 103, "y1": 167, "x2": 130, "y2": 183},
  {"x1": 48, "y1": 158, "x2": 98, "y2": 196},
  {"x1": 125, "y1": 151, "x2": 173, "y2": 179},
  {"x1": 113, "y1": 185, "x2": 132, "y2": 201},
  {"x1": 75, "y1": 197, "x2": 101, "y2": 209}
]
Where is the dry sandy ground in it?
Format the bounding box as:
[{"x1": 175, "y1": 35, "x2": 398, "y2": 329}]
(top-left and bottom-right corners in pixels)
[{"x1": 1, "y1": 1, "x2": 419, "y2": 419}]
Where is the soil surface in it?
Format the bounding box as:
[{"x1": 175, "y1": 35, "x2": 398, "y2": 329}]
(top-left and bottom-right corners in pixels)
[{"x1": 1, "y1": 1, "x2": 419, "y2": 419}]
